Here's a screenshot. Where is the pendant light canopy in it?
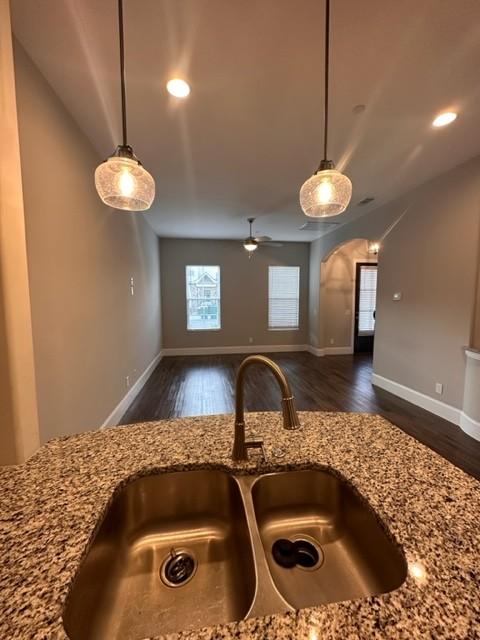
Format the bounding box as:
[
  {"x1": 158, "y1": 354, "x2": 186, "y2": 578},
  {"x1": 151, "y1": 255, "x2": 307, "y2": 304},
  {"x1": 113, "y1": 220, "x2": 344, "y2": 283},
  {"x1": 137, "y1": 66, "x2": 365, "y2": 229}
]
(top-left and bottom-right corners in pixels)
[
  {"x1": 299, "y1": 0, "x2": 352, "y2": 218},
  {"x1": 95, "y1": 0, "x2": 155, "y2": 212}
]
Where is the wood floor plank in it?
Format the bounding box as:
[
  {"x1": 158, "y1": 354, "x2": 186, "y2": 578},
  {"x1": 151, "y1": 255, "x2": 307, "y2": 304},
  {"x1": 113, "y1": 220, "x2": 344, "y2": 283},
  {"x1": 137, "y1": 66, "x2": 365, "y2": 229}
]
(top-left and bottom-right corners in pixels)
[{"x1": 120, "y1": 352, "x2": 480, "y2": 479}]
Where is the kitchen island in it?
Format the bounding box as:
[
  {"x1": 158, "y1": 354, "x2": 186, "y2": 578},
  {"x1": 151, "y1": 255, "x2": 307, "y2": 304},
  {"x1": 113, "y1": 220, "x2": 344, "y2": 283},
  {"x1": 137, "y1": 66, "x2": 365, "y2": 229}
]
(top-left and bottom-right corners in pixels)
[{"x1": 0, "y1": 411, "x2": 479, "y2": 639}]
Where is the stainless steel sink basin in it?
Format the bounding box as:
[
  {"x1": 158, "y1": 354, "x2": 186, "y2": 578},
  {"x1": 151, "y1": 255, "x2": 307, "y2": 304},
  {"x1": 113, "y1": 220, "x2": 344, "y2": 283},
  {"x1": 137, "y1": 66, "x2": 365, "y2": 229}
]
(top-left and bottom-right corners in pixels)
[
  {"x1": 63, "y1": 468, "x2": 407, "y2": 639},
  {"x1": 251, "y1": 470, "x2": 407, "y2": 610},
  {"x1": 63, "y1": 470, "x2": 256, "y2": 639}
]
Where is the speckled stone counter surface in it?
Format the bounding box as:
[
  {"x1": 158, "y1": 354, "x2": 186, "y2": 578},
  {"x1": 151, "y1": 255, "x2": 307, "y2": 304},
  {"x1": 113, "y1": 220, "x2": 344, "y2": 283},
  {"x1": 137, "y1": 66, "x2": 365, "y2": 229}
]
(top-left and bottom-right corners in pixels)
[{"x1": 1, "y1": 411, "x2": 479, "y2": 640}]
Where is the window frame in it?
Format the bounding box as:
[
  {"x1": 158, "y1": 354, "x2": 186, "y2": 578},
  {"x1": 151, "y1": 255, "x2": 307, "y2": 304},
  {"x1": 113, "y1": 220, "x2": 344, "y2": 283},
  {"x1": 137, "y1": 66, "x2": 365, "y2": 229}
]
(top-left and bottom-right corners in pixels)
[
  {"x1": 356, "y1": 263, "x2": 377, "y2": 336},
  {"x1": 268, "y1": 265, "x2": 300, "y2": 331},
  {"x1": 185, "y1": 265, "x2": 222, "y2": 332}
]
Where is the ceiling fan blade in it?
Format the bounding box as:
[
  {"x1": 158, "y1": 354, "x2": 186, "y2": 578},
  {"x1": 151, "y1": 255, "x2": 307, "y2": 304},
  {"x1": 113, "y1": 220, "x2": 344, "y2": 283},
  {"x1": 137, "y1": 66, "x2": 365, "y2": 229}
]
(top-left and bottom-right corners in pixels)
[
  {"x1": 255, "y1": 235, "x2": 272, "y2": 242},
  {"x1": 262, "y1": 241, "x2": 284, "y2": 247}
]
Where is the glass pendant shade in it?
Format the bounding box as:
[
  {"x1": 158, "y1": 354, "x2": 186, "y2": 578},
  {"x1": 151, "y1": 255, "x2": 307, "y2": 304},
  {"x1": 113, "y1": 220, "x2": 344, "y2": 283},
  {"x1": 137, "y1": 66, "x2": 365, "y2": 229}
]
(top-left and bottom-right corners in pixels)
[
  {"x1": 95, "y1": 152, "x2": 155, "y2": 212},
  {"x1": 300, "y1": 167, "x2": 352, "y2": 218},
  {"x1": 299, "y1": 0, "x2": 352, "y2": 218},
  {"x1": 244, "y1": 238, "x2": 258, "y2": 252},
  {"x1": 95, "y1": 1, "x2": 155, "y2": 212}
]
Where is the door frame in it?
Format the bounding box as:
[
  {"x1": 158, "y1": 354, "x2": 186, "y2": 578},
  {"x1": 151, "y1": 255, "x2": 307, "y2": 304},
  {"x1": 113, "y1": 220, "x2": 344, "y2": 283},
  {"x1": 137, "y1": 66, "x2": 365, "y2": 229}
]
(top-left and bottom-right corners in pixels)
[{"x1": 352, "y1": 261, "x2": 378, "y2": 354}]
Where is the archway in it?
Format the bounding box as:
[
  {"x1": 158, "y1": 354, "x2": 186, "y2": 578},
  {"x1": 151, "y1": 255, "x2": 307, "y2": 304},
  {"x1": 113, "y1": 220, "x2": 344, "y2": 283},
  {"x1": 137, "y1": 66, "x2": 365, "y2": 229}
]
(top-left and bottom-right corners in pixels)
[{"x1": 318, "y1": 238, "x2": 379, "y2": 354}]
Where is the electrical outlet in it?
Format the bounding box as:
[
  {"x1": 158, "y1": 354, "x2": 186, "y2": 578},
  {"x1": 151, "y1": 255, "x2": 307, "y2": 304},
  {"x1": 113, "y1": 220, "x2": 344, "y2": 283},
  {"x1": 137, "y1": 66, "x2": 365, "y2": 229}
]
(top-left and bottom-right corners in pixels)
[
  {"x1": 248, "y1": 337, "x2": 253, "y2": 344},
  {"x1": 125, "y1": 375, "x2": 130, "y2": 388},
  {"x1": 435, "y1": 382, "x2": 443, "y2": 395},
  {"x1": 330, "y1": 338, "x2": 335, "y2": 345},
  {"x1": 130, "y1": 277, "x2": 134, "y2": 296}
]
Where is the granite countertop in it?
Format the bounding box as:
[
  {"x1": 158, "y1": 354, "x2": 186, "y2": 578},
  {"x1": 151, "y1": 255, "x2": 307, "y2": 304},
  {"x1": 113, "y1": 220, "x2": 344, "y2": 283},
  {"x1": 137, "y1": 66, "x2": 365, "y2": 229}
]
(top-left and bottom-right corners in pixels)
[{"x1": 0, "y1": 411, "x2": 479, "y2": 640}]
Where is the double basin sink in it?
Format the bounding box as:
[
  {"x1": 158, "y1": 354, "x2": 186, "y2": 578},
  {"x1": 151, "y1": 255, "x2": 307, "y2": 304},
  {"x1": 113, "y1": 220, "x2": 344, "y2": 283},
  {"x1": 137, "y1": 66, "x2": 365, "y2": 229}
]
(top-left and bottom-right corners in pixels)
[{"x1": 63, "y1": 469, "x2": 407, "y2": 639}]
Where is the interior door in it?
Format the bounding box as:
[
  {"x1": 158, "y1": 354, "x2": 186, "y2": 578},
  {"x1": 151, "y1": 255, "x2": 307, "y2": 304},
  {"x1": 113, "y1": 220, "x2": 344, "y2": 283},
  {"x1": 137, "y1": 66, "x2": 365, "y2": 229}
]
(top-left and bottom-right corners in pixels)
[{"x1": 354, "y1": 263, "x2": 378, "y2": 353}]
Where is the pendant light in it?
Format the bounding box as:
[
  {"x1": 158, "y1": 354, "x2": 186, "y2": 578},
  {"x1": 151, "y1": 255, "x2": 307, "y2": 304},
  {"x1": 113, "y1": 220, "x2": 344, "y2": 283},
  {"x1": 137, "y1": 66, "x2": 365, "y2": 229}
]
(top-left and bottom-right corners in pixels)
[
  {"x1": 299, "y1": 0, "x2": 352, "y2": 218},
  {"x1": 95, "y1": 0, "x2": 155, "y2": 211},
  {"x1": 243, "y1": 218, "x2": 258, "y2": 253}
]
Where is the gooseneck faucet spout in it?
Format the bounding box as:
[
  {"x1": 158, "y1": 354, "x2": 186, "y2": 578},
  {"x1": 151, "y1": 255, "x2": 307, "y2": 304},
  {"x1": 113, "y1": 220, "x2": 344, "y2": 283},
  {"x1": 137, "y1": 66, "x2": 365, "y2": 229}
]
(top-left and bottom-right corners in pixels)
[{"x1": 232, "y1": 355, "x2": 301, "y2": 461}]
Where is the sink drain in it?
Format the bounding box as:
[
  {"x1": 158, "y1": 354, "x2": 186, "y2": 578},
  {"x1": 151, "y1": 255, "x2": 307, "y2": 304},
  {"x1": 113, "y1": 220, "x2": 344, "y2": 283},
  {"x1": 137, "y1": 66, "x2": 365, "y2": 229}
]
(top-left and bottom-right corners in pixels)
[
  {"x1": 272, "y1": 535, "x2": 324, "y2": 571},
  {"x1": 160, "y1": 548, "x2": 197, "y2": 587},
  {"x1": 294, "y1": 539, "x2": 320, "y2": 568},
  {"x1": 272, "y1": 538, "x2": 297, "y2": 568}
]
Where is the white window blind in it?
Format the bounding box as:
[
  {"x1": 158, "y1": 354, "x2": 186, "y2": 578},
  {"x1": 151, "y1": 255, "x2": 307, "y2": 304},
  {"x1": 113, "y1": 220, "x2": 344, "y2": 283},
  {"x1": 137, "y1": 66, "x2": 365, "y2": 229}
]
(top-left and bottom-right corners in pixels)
[
  {"x1": 186, "y1": 265, "x2": 221, "y2": 330},
  {"x1": 358, "y1": 265, "x2": 377, "y2": 334},
  {"x1": 268, "y1": 266, "x2": 300, "y2": 329}
]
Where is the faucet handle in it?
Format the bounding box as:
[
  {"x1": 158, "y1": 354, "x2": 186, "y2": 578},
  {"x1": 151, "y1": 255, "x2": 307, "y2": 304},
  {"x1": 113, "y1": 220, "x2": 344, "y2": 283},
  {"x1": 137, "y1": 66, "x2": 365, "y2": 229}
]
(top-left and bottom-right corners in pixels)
[{"x1": 244, "y1": 436, "x2": 267, "y2": 462}]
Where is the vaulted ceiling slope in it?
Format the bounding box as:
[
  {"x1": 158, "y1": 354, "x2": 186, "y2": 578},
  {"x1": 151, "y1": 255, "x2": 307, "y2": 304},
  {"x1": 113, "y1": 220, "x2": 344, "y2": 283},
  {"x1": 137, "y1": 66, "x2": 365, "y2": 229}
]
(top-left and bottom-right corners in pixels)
[{"x1": 11, "y1": 0, "x2": 480, "y2": 242}]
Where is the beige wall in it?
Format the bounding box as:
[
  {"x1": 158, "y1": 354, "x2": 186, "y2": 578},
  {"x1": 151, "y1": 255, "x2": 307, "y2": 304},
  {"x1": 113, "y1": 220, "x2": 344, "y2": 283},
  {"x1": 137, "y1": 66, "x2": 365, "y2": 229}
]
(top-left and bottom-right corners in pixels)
[
  {"x1": 160, "y1": 239, "x2": 309, "y2": 349},
  {"x1": 373, "y1": 157, "x2": 480, "y2": 408},
  {"x1": 14, "y1": 42, "x2": 162, "y2": 442},
  {"x1": 0, "y1": 0, "x2": 40, "y2": 465},
  {"x1": 308, "y1": 240, "x2": 323, "y2": 349},
  {"x1": 0, "y1": 293, "x2": 16, "y2": 463},
  {"x1": 474, "y1": 276, "x2": 480, "y2": 349},
  {"x1": 320, "y1": 239, "x2": 372, "y2": 349},
  {"x1": 311, "y1": 156, "x2": 480, "y2": 410},
  {"x1": 472, "y1": 232, "x2": 480, "y2": 349}
]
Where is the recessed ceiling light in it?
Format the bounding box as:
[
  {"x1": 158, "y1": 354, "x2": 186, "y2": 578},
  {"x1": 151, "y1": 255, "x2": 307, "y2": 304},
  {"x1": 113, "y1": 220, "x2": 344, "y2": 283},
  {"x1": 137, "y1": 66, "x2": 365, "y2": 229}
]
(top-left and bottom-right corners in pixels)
[
  {"x1": 166, "y1": 78, "x2": 191, "y2": 99},
  {"x1": 432, "y1": 111, "x2": 457, "y2": 127}
]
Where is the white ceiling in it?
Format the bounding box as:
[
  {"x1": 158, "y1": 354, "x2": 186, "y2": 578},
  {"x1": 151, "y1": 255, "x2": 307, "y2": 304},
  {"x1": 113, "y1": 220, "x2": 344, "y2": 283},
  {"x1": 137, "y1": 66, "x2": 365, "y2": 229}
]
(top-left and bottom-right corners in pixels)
[{"x1": 11, "y1": 0, "x2": 480, "y2": 242}]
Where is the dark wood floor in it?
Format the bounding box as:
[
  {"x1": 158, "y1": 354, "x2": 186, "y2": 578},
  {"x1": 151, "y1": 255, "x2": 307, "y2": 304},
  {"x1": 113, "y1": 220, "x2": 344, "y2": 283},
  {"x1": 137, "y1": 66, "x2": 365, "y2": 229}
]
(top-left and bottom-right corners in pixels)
[{"x1": 121, "y1": 352, "x2": 480, "y2": 479}]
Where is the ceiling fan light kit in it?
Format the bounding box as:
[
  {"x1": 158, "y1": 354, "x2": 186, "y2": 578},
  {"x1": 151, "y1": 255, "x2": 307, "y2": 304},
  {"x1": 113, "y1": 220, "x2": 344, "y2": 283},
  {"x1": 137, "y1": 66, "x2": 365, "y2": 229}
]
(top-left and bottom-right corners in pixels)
[
  {"x1": 242, "y1": 218, "x2": 283, "y2": 256},
  {"x1": 95, "y1": 0, "x2": 155, "y2": 212},
  {"x1": 299, "y1": 0, "x2": 352, "y2": 218},
  {"x1": 244, "y1": 239, "x2": 258, "y2": 252},
  {"x1": 244, "y1": 217, "x2": 259, "y2": 254}
]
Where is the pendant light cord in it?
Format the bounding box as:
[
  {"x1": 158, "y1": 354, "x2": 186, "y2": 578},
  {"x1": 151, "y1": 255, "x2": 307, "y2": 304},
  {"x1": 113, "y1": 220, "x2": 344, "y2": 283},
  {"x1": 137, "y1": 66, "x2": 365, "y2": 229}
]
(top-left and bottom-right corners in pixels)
[
  {"x1": 323, "y1": 0, "x2": 330, "y2": 161},
  {"x1": 118, "y1": 0, "x2": 128, "y2": 147}
]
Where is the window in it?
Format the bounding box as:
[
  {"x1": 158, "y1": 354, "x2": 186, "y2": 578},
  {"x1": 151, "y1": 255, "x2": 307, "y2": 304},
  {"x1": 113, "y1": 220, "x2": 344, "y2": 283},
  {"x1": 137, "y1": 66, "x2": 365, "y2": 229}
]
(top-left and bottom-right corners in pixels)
[
  {"x1": 268, "y1": 266, "x2": 300, "y2": 329},
  {"x1": 186, "y1": 265, "x2": 221, "y2": 330},
  {"x1": 358, "y1": 265, "x2": 377, "y2": 334}
]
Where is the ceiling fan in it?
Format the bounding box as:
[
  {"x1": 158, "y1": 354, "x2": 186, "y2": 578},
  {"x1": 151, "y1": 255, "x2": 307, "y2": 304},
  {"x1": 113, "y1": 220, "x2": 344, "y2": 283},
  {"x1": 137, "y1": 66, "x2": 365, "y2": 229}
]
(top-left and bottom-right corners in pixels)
[{"x1": 243, "y1": 218, "x2": 283, "y2": 254}]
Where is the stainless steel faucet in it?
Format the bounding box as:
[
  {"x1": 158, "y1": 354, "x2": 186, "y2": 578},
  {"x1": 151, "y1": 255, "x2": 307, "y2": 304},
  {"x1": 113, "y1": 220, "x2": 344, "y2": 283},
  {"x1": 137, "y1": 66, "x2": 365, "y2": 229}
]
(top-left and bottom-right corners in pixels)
[{"x1": 232, "y1": 355, "x2": 301, "y2": 460}]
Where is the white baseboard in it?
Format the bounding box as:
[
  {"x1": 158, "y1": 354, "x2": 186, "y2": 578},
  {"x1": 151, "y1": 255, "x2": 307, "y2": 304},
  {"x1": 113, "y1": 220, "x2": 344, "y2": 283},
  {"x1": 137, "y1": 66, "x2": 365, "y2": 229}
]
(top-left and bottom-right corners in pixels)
[
  {"x1": 161, "y1": 344, "x2": 309, "y2": 356},
  {"x1": 324, "y1": 346, "x2": 353, "y2": 355},
  {"x1": 307, "y1": 345, "x2": 325, "y2": 356},
  {"x1": 101, "y1": 352, "x2": 163, "y2": 428},
  {"x1": 162, "y1": 344, "x2": 354, "y2": 358},
  {"x1": 371, "y1": 373, "x2": 461, "y2": 426},
  {"x1": 460, "y1": 412, "x2": 480, "y2": 441},
  {"x1": 307, "y1": 345, "x2": 353, "y2": 357}
]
